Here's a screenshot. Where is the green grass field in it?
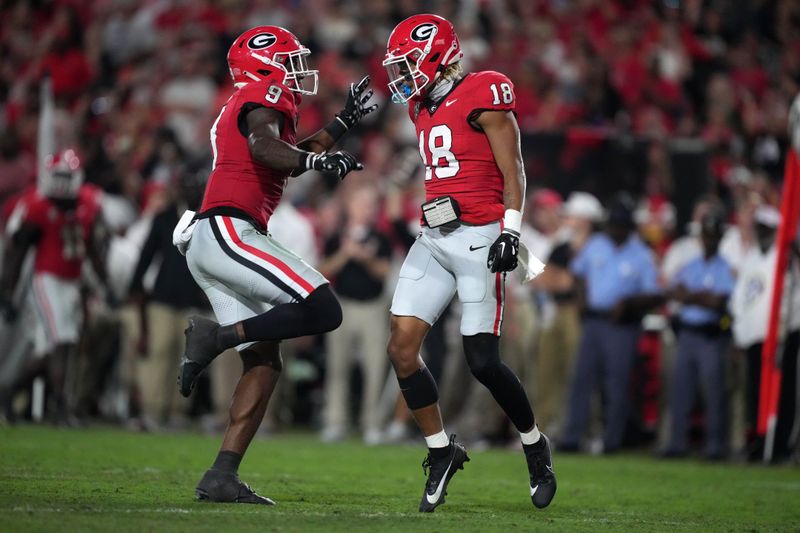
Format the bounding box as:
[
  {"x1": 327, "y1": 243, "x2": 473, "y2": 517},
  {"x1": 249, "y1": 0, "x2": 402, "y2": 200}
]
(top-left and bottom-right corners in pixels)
[{"x1": 0, "y1": 426, "x2": 799, "y2": 532}]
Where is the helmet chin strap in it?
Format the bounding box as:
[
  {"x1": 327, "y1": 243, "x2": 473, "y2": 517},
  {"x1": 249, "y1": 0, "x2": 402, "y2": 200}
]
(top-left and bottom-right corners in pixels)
[{"x1": 426, "y1": 74, "x2": 454, "y2": 102}]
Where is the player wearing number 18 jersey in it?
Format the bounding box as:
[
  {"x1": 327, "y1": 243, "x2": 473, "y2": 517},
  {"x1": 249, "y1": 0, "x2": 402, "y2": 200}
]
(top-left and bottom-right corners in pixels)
[
  {"x1": 383, "y1": 14, "x2": 556, "y2": 512},
  {"x1": 175, "y1": 26, "x2": 376, "y2": 505}
]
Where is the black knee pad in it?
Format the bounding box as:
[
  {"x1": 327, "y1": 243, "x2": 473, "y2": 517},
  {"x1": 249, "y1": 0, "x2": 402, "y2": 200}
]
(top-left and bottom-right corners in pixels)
[
  {"x1": 305, "y1": 284, "x2": 343, "y2": 333},
  {"x1": 463, "y1": 333, "x2": 502, "y2": 380},
  {"x1": 397, "y1": 366, "x2": 439, "y2": 410}
]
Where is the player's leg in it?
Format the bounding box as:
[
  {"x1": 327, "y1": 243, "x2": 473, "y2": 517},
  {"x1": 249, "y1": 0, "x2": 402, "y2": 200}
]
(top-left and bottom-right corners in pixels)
[
  {"x1": 388, "y1": 236, "x2": 466, "y2": 513},
  {"x1": 180, "y1": 217, "x2": 340, "y2": 396},
  {"x1": 45, "y1": 342, "x2": 75, "y2": 422},
  {"x1": 196, "y1": 340, "x2": 280, "y2": 505},
  {"x1": 454, "y1": 223, "x2": 555, "y2": 508},
  {"x1": 34, "y1": 274, "x2": 81, "y2": 423}
]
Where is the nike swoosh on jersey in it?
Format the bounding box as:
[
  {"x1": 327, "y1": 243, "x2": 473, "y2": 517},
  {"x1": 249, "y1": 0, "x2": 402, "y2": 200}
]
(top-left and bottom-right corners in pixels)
[
  {"x1": 425, "y1": 461, "x2": 453, "y2": 504},
  {"x1": 469, "y1": 245, "x2": 487, "y2": 251},
  {"x1": 445, "y1": 99, "x2": 458, "y2": 107}
]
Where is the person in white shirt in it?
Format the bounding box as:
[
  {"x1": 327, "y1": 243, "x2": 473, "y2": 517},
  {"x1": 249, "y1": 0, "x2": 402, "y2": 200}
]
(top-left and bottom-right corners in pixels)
[{"x1": 730, "y1": 205, "x2": 800, "y2": 462}]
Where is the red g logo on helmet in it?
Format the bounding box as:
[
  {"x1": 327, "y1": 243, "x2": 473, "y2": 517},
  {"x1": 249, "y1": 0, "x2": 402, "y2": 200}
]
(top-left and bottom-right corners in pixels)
[
  {"x1": 247, "y1": 33, "x2": 277, "y2": 50},
  {"x1": 383, "y1": 14, "x2": 462, "y2": 104},
  {"x1": 227, "y1": 26, "x2": 318, "y2": 95},
  {"x1": 410, "y1": 23, "x2": 437, "y2": 42}
]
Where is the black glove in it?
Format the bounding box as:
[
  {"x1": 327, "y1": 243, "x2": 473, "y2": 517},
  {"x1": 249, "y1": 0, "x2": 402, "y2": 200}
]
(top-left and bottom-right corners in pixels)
[
  {"x1": 336, "y1": 76, "x2": 378, "y2": 130},
  {"x1": 487, "y1": 230, "x2": 520, "y2": 273},
  {"x1": 306, "y1": 151, "x2": 363, "y2": 180}
]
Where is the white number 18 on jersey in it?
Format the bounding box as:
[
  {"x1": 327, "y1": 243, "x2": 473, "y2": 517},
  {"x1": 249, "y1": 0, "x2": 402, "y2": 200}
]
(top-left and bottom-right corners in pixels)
[{"x1": 419, "y1": 125, "x2": 460, "y2": 180}]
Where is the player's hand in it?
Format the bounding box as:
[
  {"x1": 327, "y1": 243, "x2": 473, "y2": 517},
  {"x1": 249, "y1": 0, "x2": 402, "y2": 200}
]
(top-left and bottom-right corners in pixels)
[
  {"x1": 487, "y1": 230, "x2": 519, "y2": 273},
  {"x1": 337, "y1": 75, "x2": 378, "y2": 129},
  {"x1": 309, "y1": 151, "x2": 363, "y2": 180}
]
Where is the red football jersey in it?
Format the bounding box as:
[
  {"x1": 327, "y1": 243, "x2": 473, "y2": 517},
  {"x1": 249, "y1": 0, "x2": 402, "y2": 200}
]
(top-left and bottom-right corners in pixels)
[
  {"x1": 13, "y1": 184, "x2": 102, "y2": 279},
  {"x1": 411, "y1": 71, "x2": 516, "y2": 225},
  {"x1": 200, "y1": 79, "x2": 299, "y2": 230}
]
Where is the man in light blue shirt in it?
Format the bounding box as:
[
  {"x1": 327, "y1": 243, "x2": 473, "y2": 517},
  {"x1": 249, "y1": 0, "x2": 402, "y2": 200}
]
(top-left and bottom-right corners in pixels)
[
  {"x1": 560, "y1": 194, "x2": 661, "y2": 453},
  {"x1": 662, "y1": 210, "x2": 734, "y2": 459}
]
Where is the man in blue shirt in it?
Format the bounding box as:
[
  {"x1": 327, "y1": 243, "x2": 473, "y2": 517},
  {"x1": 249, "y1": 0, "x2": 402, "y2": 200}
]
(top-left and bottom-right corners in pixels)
[
  {"x1": 560, "y1": 194, "x2": 661, "y2": 453},
  {"x1": 662, "y1": 210, "x2": 734, "y2": 459}
]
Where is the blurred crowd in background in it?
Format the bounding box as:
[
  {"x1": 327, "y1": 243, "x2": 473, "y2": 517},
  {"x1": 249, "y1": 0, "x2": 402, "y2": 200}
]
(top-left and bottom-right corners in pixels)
[{"x1": 1, "y1": 0, "x2": 799, "y2": 464}]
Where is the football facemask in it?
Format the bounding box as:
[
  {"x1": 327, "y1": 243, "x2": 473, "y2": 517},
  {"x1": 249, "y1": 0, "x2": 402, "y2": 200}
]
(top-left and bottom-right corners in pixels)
[
  {"x1": 383, "y1": 48, "x2": 429, "y2": 104},
  {"x1": 274, "y1": 48, "x2": 318, "y2": 95}
]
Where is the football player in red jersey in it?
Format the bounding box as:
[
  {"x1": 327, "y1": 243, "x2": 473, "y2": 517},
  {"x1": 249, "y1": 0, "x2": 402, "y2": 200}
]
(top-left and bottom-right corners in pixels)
[
  {"x1": 175, "y1": 26, "x2": 376, "y2": 504},
  {"x1": 0, "y1": 149, "x2": 108, "y2": 423},
  {"x1": 382, "y1": 14, "x2": 556, "y2": 511}
]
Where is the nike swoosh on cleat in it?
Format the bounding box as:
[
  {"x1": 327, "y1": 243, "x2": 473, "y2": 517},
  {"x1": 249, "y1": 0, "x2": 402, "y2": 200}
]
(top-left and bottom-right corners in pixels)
[
  {"x1": 425, "y1": 462, "x2": 453, "y2": 504},
  {"x1": 530, "y1": 485, "x2": 539, "y2": 497}
]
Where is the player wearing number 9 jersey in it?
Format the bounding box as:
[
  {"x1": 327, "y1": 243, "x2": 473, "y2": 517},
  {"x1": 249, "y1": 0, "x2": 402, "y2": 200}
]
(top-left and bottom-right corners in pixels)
[
  {"x1": 0, "y1": 149, "x2": 108, "y2": 422},
  {"x1": 177, "y1": 25, "x2": 377, "y2": 505},
  {"x1": 382, "y1": 14, "x2": 556, "y2": 512}
]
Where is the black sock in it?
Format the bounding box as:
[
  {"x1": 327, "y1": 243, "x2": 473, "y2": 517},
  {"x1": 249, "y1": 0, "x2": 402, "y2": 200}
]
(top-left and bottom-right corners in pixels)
[
  {"x1": 429, "y1": 445, "x2": 451, "y2": 460},
  {"x1": 212, "y1": 450, "x2": 242, "y2": 474}
]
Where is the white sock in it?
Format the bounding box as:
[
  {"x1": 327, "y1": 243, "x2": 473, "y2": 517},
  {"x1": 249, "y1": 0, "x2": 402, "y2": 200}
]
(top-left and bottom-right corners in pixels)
[
  {"x1": 520, "y1": 425, "x2": 541, "y2": 446},
  {"x1": 424, "y1": 430, "x2": 449, "y2": 449}
]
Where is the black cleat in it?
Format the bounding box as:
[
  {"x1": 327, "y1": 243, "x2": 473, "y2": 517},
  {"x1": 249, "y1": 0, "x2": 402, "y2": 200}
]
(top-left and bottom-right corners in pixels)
[
  {"x1": 525, "y1": 433, "x2": 557, "y2": 508},
  {"x1": 195, "y1": 469, "x2": 275, "y2": 505},
  {"x1": 418, "y1": 434, "x2": 469, "y2": 513},
  {"x1": 178, "y1": 316, "x2": 222, "y2": 398}
]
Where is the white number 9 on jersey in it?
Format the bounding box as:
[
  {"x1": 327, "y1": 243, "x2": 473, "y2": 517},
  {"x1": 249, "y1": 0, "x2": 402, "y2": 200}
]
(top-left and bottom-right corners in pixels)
[
  {"x1": 489, "y1": 82, "x2": 513, "y2": 105},
  {"x1": 265, "y1": 85, "x2": 282, "y2": 104}
]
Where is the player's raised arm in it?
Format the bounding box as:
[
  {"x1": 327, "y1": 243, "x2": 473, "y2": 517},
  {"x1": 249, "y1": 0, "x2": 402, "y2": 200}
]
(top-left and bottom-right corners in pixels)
[
  {"x1": 245, "y1": 107, "x2": 363, "y2": 180},
  {"x1": 477, "y1": 109, "x2": 526, "y2": 273},
  {"x1": 296, "y1": 75, "x2": 378, "y2": 154}
]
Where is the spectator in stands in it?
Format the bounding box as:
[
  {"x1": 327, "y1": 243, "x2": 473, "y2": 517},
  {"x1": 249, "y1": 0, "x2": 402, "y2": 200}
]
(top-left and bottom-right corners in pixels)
[
  {"x1": 128, "y1": 171, "x2": 207, "y2": 429},
  {"x1": 534, "y1": 191, "x2": 603, "y2": 436},
  {"x1": 662, "y1": 209, "x2": 734, "y2": 460},
  {"x1": 318, "y1": 185, "x2": 392, "y2": 444},
  {"x1": 560, "y1": 193, "x2": 662, "y2": 453},
  {"x1": 661, "y1": 196, "x2": 717, "y2": 285},
  {"x1": 730, "y1": 206, "x2": 800, "y2": 462}
]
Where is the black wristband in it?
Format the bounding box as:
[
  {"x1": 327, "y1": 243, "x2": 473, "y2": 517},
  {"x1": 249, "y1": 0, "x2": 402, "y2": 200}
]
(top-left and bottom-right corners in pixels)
[
  {"x1": 300, "y1": 152, "x2": 318, "y2": 171},
  {"x1": 323, "y1": 116, "x2": 349, "y2": 142}
]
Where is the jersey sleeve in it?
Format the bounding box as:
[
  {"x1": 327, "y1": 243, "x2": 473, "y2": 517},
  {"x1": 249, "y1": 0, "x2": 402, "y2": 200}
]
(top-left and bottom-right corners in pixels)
[
  {"x1": 465, "y1": 71, "x2": 516, "y2": 126},
  {"x1": 236, "y1": 80, "x2": 297, "y2": 136}
]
